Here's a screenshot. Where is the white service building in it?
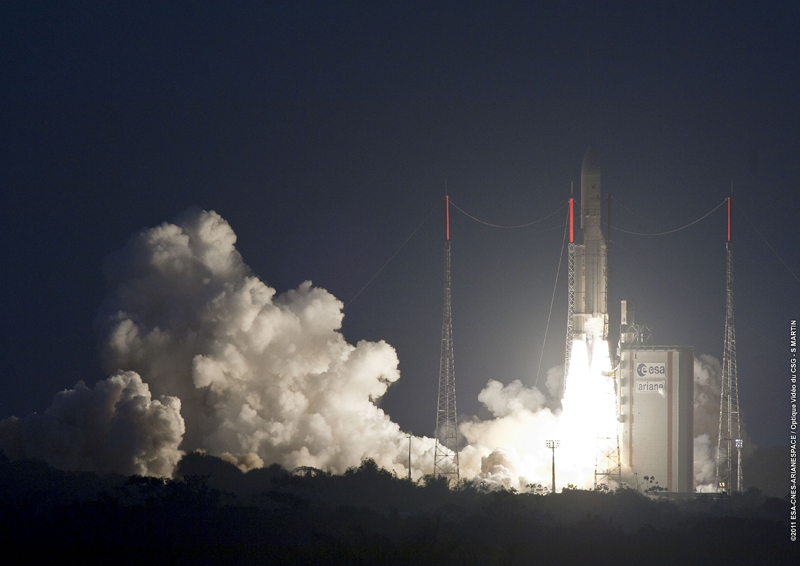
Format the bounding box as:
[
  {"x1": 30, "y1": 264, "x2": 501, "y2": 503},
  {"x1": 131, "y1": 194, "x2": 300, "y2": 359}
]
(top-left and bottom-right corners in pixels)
[{"x1": 617, "y1": 320, "x2": 694, "y2": 492}]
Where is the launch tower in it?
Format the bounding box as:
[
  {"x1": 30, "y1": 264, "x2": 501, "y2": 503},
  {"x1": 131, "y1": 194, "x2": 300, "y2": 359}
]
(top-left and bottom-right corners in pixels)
[
  {"x1": 434, "y1": 196, "x2": 459, "y2": 481},
  {"x1": 716, "y1": 197, "x2": 742, "y2": 493},
  {"x1": 565, "y1": 195, "x2": 575, "y2": 381}
]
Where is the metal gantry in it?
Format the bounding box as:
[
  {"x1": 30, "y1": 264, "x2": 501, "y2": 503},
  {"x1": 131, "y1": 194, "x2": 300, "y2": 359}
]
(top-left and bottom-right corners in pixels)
[
  {"x1": 594, "y1": 194, "x2": 620, "y2": 489},
  {"x1": 434, "y1": 196, "x2": 459, "y2": 482},
  {"x1": 564, "y1": 197, "x2": 575, "y2": 388},
  {"x1": 565, "y1": 241, "x2": 574, "y2": 383},
  {"x1": 716, "y1": 197, "x2": 742, "y2": 493},
  {"x1": 594, "y1": 435, "x2": 622, "y2": 489}
]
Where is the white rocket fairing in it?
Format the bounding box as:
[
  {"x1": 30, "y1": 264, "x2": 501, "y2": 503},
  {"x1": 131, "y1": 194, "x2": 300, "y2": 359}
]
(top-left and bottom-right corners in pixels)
[{"x1": 573, "y1": 148, "x2": 608, "y2": 340}]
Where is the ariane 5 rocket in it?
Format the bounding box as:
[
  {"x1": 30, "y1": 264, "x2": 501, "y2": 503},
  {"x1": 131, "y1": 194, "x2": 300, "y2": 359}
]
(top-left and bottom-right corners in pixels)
[{"x1": 573, "y1": 147, "x2": 608, "y2": 341}]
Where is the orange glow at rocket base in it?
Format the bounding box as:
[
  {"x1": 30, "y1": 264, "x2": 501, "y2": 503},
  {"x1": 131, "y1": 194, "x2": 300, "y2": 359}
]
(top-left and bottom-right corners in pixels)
[
  {"x1": 569, "y1": 198, "x2": 574, "y2": 243},
  {"x1": 445, "y1": 195, "x2": 450, "y2": 241}
]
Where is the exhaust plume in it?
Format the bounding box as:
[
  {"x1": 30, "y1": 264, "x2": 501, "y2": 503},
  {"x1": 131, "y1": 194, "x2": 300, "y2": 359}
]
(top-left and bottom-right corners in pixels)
[
  {"x1": 94, "y1": 208, "x2": 434, "y2": 476},
  {"x1": 0, "y1": 208, "x2": 750, "y2": 491},
  {"x1": 0, "y1": 371, "x2": 184, "y2": 476},
  {"x1": 692, "y1": 353, "x2": 752, "y2": 491}
]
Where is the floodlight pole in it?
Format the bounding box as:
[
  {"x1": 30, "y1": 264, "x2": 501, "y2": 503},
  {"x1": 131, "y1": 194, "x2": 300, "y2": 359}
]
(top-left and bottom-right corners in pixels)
[
  {"x1": 735, "y1": 439, "x2": 743, "y2": 492},
  {"x1": 546, "y1": 440, "x2": 560, "y2": 493}
]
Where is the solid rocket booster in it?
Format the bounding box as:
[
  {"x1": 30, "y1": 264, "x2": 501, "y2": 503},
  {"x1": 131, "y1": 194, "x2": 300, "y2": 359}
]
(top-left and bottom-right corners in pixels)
[{"x1": 573, "y1": 148, "x2": 608, "y2": 340}]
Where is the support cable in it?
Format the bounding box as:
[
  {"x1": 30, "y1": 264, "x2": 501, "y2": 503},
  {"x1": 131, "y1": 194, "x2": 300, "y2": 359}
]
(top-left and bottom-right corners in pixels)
[
  {"x1": 449, "y1": 200, "x2": 567, "y2": 229},
  {"x1": 610, "y1": 195, "x2": 655, "y2": 223},
  {"x1": 612, "y1": 238, "x2": 784, "y2": 356},
  {"x1": 345, "y1": 204, "x2": 437, "y2": 309},
  {"x1": 734, "y1": 201, "x2": 800, "y2": 284},
  {"x1": 534, "y1": 209, "x2": 569, "y2": 388},
  {"x1": 611, "y1": 198, "x2": 727, "y2": 236}
]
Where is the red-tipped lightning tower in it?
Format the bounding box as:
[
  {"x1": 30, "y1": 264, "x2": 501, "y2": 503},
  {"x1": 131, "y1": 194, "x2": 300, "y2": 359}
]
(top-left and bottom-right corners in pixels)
[
  {"x1": 434, "y1": 195, "x2": 459, "y2": 481},
  {"x1": 716, "y1": 196, "x2": 742, "y2": 493},
  {"x1": 446, "y1": 193, "x2": 450, "y2": 241}
]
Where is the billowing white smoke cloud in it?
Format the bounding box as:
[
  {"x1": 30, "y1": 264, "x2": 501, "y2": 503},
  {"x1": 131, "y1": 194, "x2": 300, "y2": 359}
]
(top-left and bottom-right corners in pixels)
[
  {"x1": 693, "y1": 354, "x2": 722, "y2": 490},
  {"x1": 460, "y1": 379, "x2": 559, "y2": 491},
  {"x1": 92, "y1": 208, "x2": 434, "y2": 476},
  {"x1": 692, "y1": 354, "x2": 752, "y2": 491},
  {"x1": 478, "y1": 379, "x2": 546, "y2": 418},
  {"x1": 463, "y1": 350, "x2": 749, "y2": 493},
  {"x1": 474, "y1": 445, "x2": 528, "y2": 490},
  {"x1": 694, "y1": 354, "x2": 722, "y2": 440},
  {"x1": 693, "y1": 433, "x2": 717, "y2": 491},
  {"x1": 2, "y1": 207, "x2": 750, "y2": 490},
  {"x1": 544, "y1": 365, "x2": 564, "y2": 401},
  {"x1": 0, "y1": 371, "x2": 184, "y2": 476}
]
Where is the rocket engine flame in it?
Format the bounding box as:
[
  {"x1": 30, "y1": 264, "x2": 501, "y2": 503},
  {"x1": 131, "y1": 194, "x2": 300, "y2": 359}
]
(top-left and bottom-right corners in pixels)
[{"x1": 559, "y1": 335, "x2": 618, "y2": 489}]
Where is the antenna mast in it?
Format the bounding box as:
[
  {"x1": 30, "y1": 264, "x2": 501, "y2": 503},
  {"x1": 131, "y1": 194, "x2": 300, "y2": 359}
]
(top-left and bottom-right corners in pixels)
[
  {"x1": 434, "y1": 195, "x2": 459, "y2": 482},
  {"x1": 716, "y1": 195, "x2": 742, "y2": 493}
]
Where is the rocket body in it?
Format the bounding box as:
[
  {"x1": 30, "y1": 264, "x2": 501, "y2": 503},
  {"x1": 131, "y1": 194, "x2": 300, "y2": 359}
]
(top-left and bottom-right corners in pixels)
[{"x1": 573, "y1": 148, "x2": 608, "y2": 340}]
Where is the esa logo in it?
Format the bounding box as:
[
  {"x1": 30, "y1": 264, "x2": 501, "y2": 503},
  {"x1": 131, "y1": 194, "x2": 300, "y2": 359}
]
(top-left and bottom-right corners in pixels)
[{"x1": 637, "y1": 363, "x2": 666, "y2": 377}]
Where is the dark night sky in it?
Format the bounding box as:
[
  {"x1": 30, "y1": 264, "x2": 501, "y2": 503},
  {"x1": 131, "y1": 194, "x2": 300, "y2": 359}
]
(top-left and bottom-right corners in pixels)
[{"x1": 1, "y1": 2, "x2": 798, "y2": 451}]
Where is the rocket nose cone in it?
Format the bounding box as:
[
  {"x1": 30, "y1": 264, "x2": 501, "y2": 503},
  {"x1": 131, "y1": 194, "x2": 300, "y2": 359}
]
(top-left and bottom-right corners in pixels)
[{"x1": 582, "y1": 147, "x2": 600, "y2": 175}]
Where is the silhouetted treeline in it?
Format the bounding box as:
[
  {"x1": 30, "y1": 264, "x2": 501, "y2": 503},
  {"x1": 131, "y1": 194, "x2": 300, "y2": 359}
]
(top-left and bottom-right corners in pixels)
[{"x1": 0, "y1": 452, "x2": 792, "y2": 565}]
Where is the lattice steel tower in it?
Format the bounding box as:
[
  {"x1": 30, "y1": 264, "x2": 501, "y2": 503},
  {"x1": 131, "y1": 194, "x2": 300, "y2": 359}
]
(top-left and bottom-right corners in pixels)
[
  {"x1": 716, "y1": 196, "x2": 742, "y2": 493},
  {"x1": 564, "y1": 195, "x2": 575, "y2": 383},
  {"x1": 434, "y1": 195, "x2": 459, "y2": 481}
]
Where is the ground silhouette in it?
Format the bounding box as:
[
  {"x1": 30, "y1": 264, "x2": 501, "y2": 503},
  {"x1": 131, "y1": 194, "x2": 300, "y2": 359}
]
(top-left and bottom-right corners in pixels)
[{"x1": 0, "y1": 452, "x2": 792, "y2": 565}]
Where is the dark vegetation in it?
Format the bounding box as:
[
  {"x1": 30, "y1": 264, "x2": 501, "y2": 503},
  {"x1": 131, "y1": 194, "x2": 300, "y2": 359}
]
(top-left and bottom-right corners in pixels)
[{"x1": 0, "y1": 452, "x2": 792, "y2": 565}]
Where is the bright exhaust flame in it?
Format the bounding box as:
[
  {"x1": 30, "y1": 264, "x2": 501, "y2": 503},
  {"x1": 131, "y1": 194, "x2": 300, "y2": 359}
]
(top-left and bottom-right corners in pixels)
[
  {"x1": 557, "y1": 336, "x2": 618, "y2": 490},
  {"x1": 461, "y1": 329, "x2": 621, "y2": 492}
]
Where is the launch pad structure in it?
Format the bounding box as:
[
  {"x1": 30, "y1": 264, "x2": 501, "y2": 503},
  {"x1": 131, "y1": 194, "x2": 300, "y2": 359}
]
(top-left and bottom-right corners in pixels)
[
  {"x1": 428, "y1": 150, "x2": 739, "y2": 493},
  {"x1": 564, "y1": 193, "x2": 575, "y2": 382}
]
